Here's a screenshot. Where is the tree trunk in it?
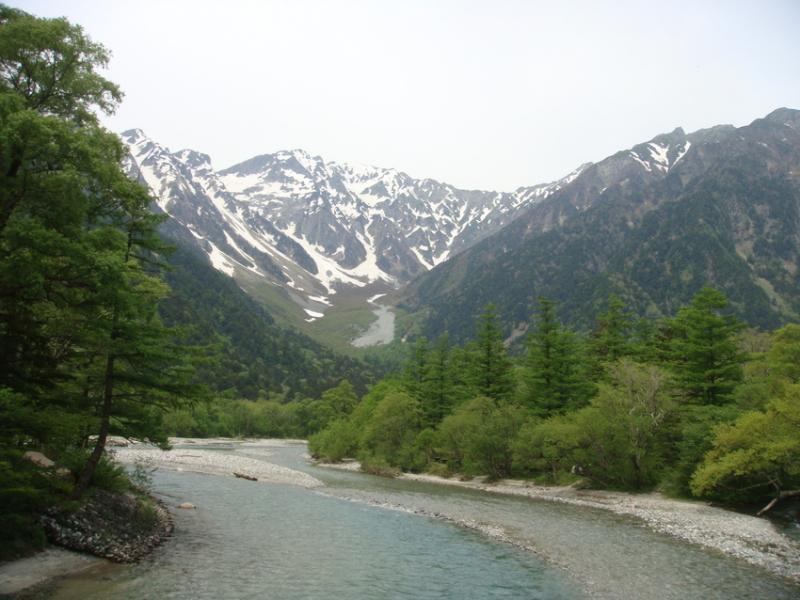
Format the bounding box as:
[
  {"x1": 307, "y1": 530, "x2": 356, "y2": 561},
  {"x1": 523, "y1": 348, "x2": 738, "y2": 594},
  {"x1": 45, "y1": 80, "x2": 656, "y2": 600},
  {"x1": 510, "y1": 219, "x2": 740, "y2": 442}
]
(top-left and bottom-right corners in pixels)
[
  {"x1": 0, "y1": 156, "x2": 24, "y2": 234},
  {"x1": 70, "y1": 229, "x2": 132, "y2": 499},
  {"x1": 756, "y1": 489, "x2": 800, "y2": 516},
  {"x1": 71, "y1": 351, "x2": 116, "y2": 499}
]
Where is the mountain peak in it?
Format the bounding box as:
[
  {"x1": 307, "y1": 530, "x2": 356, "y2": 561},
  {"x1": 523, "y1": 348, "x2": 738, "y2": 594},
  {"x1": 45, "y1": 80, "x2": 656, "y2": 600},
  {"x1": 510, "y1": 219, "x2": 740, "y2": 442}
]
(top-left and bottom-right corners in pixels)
[
  {"x1": 121, "y1": 128, "x2": 147, "y2": 143},
  {"x1": 763, "y1": 107, "x2": 800, "y2": 129}
]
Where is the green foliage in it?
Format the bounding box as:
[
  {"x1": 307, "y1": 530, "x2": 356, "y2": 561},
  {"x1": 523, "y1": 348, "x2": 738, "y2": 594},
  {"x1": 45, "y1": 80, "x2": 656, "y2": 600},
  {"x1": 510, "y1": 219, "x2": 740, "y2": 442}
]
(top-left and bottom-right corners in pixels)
[
  {"x1": 306, "y1": 276, "x2": 795, "y2": 509},
  {"x1": 691, "y1": 386, "x2": 800, "y2": 505},
  {"x1": 525, "y1": 297, "x2": 592, "y2": 415},
  {"x1": 59, "y1": 448, "x2": 129, "y2": 493},
  {"x1": 660, "y1": 403, "x2": 742, "y2": 497},
  {"x1": 361, "y1": 392, "x2": 421, "y2": 469},
  {"x1": 467, "y1": 304, "x2": 514, "y2": 402},
  {"x1": 0, "y1": 450, "x2": 50, "y2": 560},
  {"x1": 436, "y1": 396, "x2": 523, "y2": 479},
  {"x1": 308, "y1": 419, "x2": 360, "y2": 463},
  {"x1": 513, "y1": 416, "x2": 580, "y2": 482},
  {"x1": 158, "y1": 239, "x2": 377, "y2": 399},
  {"x1": 0, "y1": 5, "x2": 206, "y2": 548},
  {"x1": 664, "y1": 286, "x2": 746, "y2": 404},
  {"x1": 578, "y1": 361, "x2": 675, "y2": 489},
  {"x1": 587, "y1": 295, "x2": 633, "y2": 377},
  {"x1": 0, "y1": 5, "x2": 121, "y2": 124}
]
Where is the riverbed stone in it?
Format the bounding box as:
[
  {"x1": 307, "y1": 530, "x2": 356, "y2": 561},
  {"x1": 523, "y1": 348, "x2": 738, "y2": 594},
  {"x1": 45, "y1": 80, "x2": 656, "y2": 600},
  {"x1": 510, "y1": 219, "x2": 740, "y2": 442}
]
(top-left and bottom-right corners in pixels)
[{"x1": 23, "y1": 451, "x2": 55, "y2": 468}]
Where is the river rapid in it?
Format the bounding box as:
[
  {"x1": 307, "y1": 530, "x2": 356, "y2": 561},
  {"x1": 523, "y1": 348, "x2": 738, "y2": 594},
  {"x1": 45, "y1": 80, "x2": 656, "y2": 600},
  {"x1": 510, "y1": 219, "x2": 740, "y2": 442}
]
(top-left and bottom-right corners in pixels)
[{"x1": 37, "y1": 441, "x2": 800, "y2": 600}]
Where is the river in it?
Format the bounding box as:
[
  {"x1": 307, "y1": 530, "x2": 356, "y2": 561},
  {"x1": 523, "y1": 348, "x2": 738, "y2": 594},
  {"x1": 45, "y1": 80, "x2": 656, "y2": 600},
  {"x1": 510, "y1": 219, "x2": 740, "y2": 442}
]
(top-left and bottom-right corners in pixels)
[{"x1": 38, "y1": 442, "x2": 799, "y2": 599}]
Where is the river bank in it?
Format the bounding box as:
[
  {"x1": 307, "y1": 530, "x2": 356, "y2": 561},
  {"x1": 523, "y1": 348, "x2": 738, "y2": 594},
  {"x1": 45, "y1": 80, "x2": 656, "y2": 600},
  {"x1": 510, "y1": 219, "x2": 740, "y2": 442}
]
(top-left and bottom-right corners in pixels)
[
  {"x1": 318, "y1": 460, "x2": 800, "y2": 583},
  {"x1": 0, "y1": 490, "x2": 172, "y2": 597},
  {"x1": 10, "y1": 439, "x2": 798, "y2": 600},
  {"x1": 0, "y1": 548, "x2": 106, "y2": 597},
  {"x1": 111, "y1": 439, "x2": 322, "y2": 488}
]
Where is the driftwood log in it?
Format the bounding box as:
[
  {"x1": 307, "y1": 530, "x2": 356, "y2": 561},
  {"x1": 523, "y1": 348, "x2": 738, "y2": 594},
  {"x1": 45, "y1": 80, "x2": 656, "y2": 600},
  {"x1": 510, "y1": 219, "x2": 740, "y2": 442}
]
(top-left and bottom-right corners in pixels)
[
  {"x1": 233, "y1": 472, "x2": 258, "y2": 481},
  {"x1": 756, "y1": 489, "x2": 800, "y2": 516}
]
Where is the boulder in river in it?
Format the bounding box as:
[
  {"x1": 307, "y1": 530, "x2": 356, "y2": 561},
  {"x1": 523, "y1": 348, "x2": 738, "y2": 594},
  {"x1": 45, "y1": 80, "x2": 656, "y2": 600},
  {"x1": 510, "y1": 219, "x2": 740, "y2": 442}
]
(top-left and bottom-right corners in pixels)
[{"x1": 176, "y1": 502, "x2": 196, "y2": 510}]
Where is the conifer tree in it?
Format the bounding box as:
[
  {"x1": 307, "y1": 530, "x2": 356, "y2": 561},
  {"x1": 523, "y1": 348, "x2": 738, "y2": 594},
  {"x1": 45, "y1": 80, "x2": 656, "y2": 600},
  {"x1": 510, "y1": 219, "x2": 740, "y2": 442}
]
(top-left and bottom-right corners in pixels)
[
  {"x1": 402, "y1": 336, "x2": 429, "y2": 400},
  {"x1": 469, "y1": 304, "x2": 514, "y2": 402},
  {"x1": 525, "y1": 297, "x2": 590, "y2": 415},
  {"x1": 419, "y1": 333, "x2": 453, "y2": 427},
  {"x1": 588, "y1": 295, "x2": 632, "y2": 371},
  {"x1": 668, "y1": 287, "x2": 745, "y2": 405}
]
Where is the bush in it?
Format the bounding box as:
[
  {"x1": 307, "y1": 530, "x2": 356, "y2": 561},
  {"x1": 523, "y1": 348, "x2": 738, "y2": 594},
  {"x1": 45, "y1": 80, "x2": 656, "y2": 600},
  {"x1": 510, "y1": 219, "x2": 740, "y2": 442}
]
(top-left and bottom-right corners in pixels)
[
  {"x1": 308, "y1": 419, "x2": 359, "y2": 462},
  {"x1": 59, "y1": 449, "x2": 129, "y2": 493},
  {"x1": 513, "y1": 415, "x2": 580, "y2": 481},
  {"x1": 361, "y1": 392, "x2": 421, "y2": 469}
]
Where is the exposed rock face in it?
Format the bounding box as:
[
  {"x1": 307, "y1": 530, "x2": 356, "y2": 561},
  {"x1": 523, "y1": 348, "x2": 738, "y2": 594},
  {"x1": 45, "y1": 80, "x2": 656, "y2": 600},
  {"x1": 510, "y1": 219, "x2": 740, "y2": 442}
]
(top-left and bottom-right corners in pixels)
[{"x1": 41, "y1": 490, "x2": 173, "y2": 562}]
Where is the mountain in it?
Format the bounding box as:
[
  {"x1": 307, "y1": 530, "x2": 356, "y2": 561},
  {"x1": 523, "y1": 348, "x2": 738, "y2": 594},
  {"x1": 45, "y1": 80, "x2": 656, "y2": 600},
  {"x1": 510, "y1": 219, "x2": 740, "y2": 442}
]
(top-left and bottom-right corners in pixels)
[
  {"x1": 122, "y1": 129, "x2": 584, "y2": 330},
  {"x1": 398, "y1": 108, "x2": 800, "y2": 342},
  {"x1": 156, "y1": 223, "x2": 377, "y2": 399}
]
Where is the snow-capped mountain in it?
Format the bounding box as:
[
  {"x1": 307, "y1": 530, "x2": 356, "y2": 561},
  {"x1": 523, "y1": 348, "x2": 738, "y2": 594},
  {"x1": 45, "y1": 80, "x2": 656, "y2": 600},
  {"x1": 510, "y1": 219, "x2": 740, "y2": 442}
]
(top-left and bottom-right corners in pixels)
[{"x1": 122, "y1": 129, "x2": 584, "y2": 320}]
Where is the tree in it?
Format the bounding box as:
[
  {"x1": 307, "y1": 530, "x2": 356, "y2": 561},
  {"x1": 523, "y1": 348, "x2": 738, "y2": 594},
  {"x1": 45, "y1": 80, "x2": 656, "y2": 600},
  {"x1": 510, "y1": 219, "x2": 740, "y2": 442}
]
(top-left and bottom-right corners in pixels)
[
  {"x1": 419, "y1": 333, "x2": 454, "y2": 428},
  {"x1": 691, "y1": 385, "x2": 800, "y2": 514},
  {"x1": 468, "y1": 304, "x2": 514, "y2": 402},
  {"x1": 588, "y1": 295, "x2": 632, "y2": 376},
  {"x1": 668, "y1": 287, "x2": 745, "y2": 405},
  {"x1": 0, "y1": 7, "x2": 200, "y2": 504},
  {"x1": 320, "y1": 380, "x2": 358, "y2": 418},
  {"x1": 525, "y1": 297, "x2": 591, "y2": 415},
  {"x1": 0, "y1": 5, "x2": 122, "y2": 232},
  {"x1": 361, "y1": 391, "x2": 421, "y2": 468},
  {"x1": 402, "y1": 337, "x2": 429, "y2": 399},
  {"x1": 72, "y1": 180, "x2": 199, "y2": 498}
]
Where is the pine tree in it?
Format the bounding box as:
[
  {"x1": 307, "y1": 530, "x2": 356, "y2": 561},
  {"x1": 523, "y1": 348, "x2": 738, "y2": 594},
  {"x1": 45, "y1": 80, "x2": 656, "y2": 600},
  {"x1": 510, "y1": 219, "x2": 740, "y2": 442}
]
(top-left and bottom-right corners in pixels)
[
  {"x1": 402, "y1": 337, "x2": 429, "y2": 400},
  {"x1": 468, "y1": 304, "x2": 514, "y2": 402},
  {"x1": 668, "y1": 287, "x2": 745, "y2": 405},
  {"x1": 72, "y1": 196, "x2": 199, "y2": 497},
  {"x1": 525, "y1": 297, "x2": 590, "y2": 415},
  {"x1": 419, "y1": 333, "x2": 453, "y2": 427},
  {"x1": 588, "y1": 295, "x2": 632, "y2": 370}
]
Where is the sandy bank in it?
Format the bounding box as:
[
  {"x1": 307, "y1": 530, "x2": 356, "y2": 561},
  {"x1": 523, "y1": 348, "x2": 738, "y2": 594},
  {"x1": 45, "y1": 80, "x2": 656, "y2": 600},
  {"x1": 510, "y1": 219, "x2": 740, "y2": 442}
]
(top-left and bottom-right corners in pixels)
[
  {"x1": 319, "y1": 460, "x2": 800, "y2": 583},
  {"x1": 113, "y1": 444, "x2": 322, "y2": 489},
  {"x1": 0, "y1": 548, "x2": 107, "y2": 596}
]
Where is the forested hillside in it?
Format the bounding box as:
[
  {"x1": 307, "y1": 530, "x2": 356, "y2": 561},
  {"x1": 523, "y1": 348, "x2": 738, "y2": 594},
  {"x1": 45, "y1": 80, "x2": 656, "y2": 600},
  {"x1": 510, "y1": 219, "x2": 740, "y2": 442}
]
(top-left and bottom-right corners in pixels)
[
  {"x1": 157, "y1": 225, "x2": 376, "y2": 399},
  {"x1": 399, "y1": 109, "x2": 800, "y2": 342},
  {"x1": 311, "y1": 291, "x2": 800, "y2": 513}
]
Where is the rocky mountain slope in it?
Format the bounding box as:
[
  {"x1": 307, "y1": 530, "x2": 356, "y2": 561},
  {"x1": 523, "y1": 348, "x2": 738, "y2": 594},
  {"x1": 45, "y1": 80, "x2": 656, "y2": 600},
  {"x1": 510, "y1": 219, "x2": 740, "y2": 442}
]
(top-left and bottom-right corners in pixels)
[
  {"x1": 399, "y1": 108, "x2": 800, "y2": 341},
  {"x1": 123, "y1": 130, "x2": 583, "y2": 325}
]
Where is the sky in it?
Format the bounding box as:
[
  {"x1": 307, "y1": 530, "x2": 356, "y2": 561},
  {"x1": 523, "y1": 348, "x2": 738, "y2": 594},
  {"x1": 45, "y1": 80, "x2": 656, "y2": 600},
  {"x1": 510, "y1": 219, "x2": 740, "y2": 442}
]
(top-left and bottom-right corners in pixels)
[{"x1": 12, "y1": 0, "x2": 800, "y2": 191}]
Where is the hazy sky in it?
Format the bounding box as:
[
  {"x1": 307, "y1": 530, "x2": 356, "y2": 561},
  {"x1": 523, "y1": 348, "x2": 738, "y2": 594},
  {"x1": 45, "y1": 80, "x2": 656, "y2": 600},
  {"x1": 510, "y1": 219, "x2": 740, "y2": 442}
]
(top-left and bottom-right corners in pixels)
[{"x1": 12, "y1": 1, "x2": 800, "y2": 190}]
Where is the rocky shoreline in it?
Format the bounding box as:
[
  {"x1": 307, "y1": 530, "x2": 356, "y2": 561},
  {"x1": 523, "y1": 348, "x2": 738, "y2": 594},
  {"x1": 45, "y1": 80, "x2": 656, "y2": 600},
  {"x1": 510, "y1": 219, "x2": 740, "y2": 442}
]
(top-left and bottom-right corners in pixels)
[
  {"x1": 41, "y1": 488, "x2": 174, "y2": 563},
  {"x1": 0, "y1": 489, "x2": 172, "y2": 597}
]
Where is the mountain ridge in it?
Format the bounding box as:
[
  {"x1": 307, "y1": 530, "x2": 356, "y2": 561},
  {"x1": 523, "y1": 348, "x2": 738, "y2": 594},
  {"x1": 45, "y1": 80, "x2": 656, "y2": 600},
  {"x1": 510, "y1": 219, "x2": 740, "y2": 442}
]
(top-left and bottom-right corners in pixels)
[
  {"x1": 398, "y1": 107, "x2": 800, "y2": 341},
  {"x1": 122, "y1": 129, "x2": 584, "y2": 331}
]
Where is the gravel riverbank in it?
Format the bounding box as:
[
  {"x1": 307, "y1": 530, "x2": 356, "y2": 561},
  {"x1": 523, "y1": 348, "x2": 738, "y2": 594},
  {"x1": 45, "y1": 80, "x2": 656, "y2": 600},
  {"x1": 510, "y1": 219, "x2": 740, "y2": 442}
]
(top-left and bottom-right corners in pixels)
[
  {"x1": 319, "y1": 460, "x2": 800, "y2": 583},
  {"x1": 113, "y1": 441, "x2": 322, "y2": 489}
]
